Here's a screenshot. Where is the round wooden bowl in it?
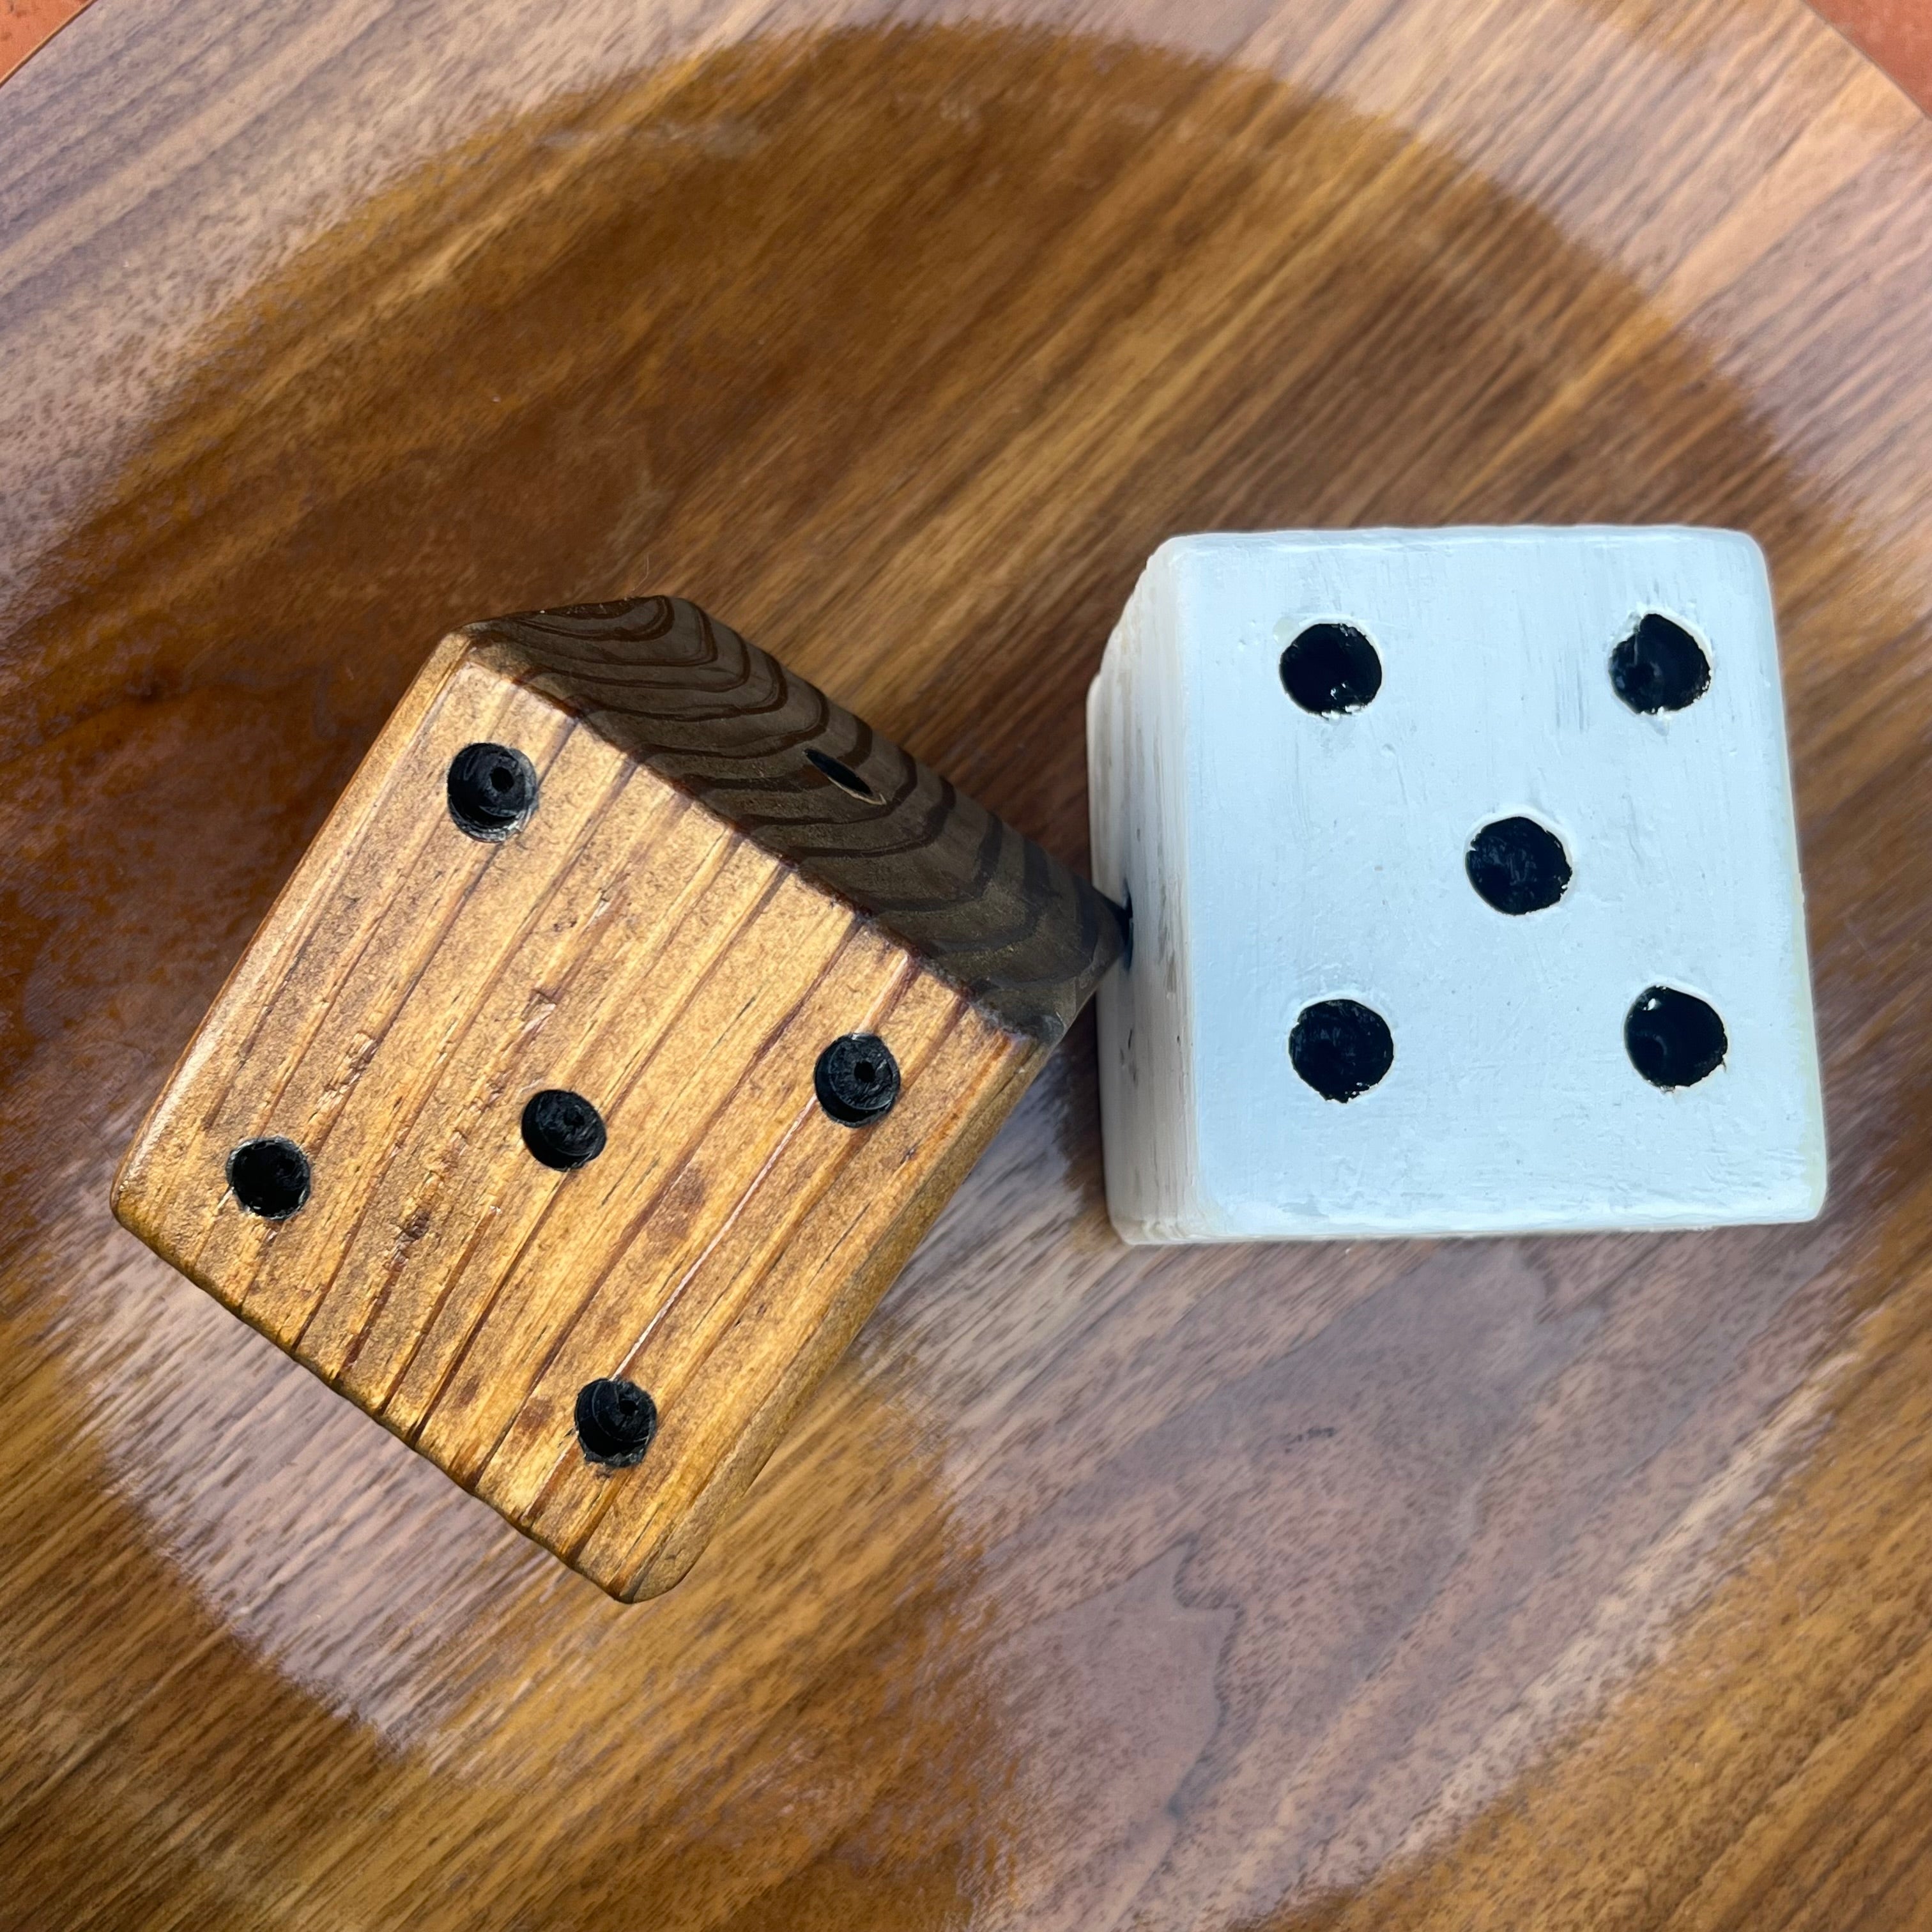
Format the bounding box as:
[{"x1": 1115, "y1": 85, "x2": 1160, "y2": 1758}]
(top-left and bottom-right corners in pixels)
[{"x1": 4, "y1": 1, "x2": 1932, "y2": 1924}]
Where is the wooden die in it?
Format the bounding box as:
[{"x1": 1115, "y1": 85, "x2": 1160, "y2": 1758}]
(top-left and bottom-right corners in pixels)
[{"x1": 114, "y1": 597, "x2": 1118, "y2": 1599}]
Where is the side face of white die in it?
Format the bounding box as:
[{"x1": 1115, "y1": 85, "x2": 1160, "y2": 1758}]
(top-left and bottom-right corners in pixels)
[{"x1": 1087, "y1": 527, "x2": 1827, "y2": 1242}]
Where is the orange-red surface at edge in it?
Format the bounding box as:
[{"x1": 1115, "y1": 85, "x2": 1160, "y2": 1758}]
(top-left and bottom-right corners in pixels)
[
  {"x1": 0, "y1": 0, "x2": 89, "y2": 85},
  {"x1": 4, "y1": 0, "x2": 1931, "y2": 106},
  {"x1": 1818, "y1": 0, "x2": 1932, "y2": 109}
]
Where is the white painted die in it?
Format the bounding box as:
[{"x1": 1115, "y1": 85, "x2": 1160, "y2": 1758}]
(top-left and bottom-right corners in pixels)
[{"x1": 1087, "y1": 527, "x2": 1826, "y2": 1242}]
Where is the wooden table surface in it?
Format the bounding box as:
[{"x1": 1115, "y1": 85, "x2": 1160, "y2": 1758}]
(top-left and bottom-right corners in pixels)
[{"x1": 4, "y1": 0, "x2": 1932, "y2": 1926}]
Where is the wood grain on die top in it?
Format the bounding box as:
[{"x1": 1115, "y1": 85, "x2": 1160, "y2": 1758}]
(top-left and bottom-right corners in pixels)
[
  {"x1": 469, "y1": 597, "x2": 1120, "y2": 1040},
  {"x1": 8, "y1": 0, "x2": 1932, "y2": 1927},
  {"x1": 112, "y1": 624, "x2": 1048, "y2": 1598}
]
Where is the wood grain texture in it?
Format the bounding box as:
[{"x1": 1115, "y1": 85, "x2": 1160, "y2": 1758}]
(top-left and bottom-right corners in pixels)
[
  {"x1": 8, "y1": 2, "x2": 1931, "y2": 111},
  {"x1": 470, "y1": 597, "x2": 1121, "y2": 1039},
  {"x1": 112, "y1": 611, "x2": 1061, "y2": 1597},
  {"x1": 4, "y1": 0, "x2": 1932, "y2": 1926}
]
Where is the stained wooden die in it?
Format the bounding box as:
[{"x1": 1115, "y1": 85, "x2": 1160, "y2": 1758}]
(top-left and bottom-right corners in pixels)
[{"x1": 113, "y1": 597, "x2": 1118, "y2": 1599}]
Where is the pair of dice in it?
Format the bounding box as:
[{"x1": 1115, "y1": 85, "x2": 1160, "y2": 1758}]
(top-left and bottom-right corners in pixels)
[{"x1": 112, "y1": 525, "x2": 1823, "y2": 1597}]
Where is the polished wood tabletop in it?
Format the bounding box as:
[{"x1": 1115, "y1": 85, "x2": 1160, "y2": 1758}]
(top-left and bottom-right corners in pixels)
[{"x1": 4, "y1": 0, "x2": 1932, "y2": 1926}]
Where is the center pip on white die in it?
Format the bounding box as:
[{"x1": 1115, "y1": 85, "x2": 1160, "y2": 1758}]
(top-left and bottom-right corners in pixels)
[{"x1": 1086, "y1": 526, "x2": 1826, "y2": 1242}]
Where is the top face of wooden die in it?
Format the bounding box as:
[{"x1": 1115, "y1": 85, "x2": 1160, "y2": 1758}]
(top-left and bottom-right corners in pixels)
[
  {"x1": 114, "y1": 599, "x2": 1118, "y2": 1599},
  {"x1": 1087, "y1": 528, "x2": 1827, "y2": 1241}
]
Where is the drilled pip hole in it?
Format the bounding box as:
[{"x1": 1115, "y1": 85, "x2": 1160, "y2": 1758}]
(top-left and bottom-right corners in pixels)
[
  {"x1": 815, "y1": 1033, "x2": 901, "y2": 1125},
  {"x1": 1466, "y1": 815, "x2": 1572, "y2": 915},
  {"x1": 806, "y1": 747, "x2": 878, "y2": 801},
  {"x1": 575, "y1": 1377, "x2": 657, "y2": 1468},
  {"x1": 1625, "y1": 986, "x2": 1727, "y2": 1089},
  {"x1": 1279, "y1": 622, "x2": 1382, "y2": 715},
  {"x1": 1610, "y1": 614, "x2": 1710, "y2": 714},
  {"x1": 227, "y1": 1136, "x2": 312, "y2": 1219},
  {"x1": 1289, "y1": 998, "x2": 1394, "y2": 1101},
  {"x1": 447, "y1": 741, "x2": 539, "y2": 839},
  {"x1": 522, "y1": 1089, "x2": 607, "y2": 1169}
]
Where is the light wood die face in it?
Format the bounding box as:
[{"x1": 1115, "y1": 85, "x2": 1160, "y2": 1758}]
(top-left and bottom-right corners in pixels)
[{"x1": 111, "y1": 607, "x2": 1101, "y2": 1599}]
